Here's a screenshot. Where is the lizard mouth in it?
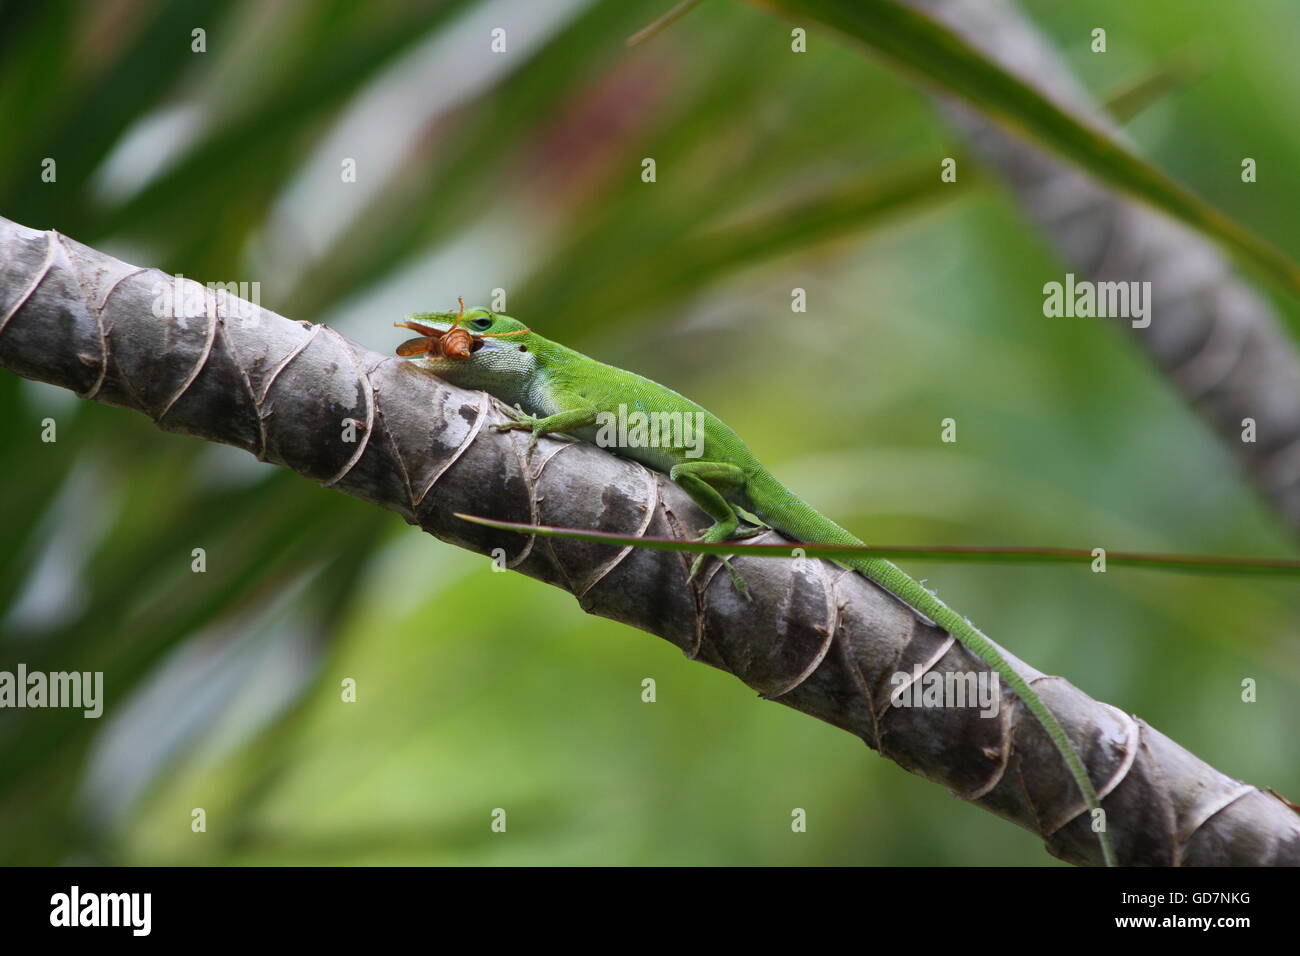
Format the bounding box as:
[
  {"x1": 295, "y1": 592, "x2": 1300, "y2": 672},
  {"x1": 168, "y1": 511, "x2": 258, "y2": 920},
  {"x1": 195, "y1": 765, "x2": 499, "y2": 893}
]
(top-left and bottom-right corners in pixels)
[{"x1": 394, "y1": 313, "x2": 528, "y2": 364}]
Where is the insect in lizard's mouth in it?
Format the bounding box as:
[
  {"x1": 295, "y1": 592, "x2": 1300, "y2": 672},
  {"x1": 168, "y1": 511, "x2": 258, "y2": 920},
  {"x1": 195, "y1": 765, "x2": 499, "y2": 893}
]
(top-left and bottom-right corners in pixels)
[{"x1": 393, "y1": 321, "x2": 486, "y2": 361}]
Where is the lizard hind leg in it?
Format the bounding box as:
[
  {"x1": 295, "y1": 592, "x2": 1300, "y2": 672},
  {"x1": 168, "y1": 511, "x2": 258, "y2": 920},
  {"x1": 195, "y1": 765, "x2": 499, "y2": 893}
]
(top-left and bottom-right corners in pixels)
[{"x1": 669, "y1": 461, "x2": 753, "y2": 600}]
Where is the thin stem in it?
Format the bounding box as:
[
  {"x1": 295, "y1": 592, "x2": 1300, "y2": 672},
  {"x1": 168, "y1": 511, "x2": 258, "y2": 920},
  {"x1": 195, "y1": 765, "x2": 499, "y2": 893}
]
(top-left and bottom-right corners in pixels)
[
  {"x1": 455, "y1": 514, "x2": 1300, "y2": 577},
  {"x1": 626, "y1": 0, "x2": 704, "y2": 47}
]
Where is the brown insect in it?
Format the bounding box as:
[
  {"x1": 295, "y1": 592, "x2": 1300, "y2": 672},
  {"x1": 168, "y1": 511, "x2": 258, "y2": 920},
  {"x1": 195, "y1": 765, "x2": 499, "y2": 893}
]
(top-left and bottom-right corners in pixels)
[
  {"x1": 394, "y1": 297, "x2": 477, "y2": 360},
  {"x1": 394, "y1": 296, "x2": 528, "y2": 361}
]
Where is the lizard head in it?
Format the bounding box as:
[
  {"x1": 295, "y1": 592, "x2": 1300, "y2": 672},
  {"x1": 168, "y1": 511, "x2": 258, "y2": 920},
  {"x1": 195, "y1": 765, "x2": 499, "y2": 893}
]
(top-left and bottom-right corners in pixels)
[{"x1": 396, "y1": 306, "x2": 539, "y2": 393}]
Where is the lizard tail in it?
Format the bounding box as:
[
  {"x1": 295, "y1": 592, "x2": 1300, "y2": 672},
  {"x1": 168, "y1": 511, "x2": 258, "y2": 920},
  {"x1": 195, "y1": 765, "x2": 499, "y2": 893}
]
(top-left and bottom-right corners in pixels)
[{"x1": 745, "y1": 470, "x2": 1118, "y2": 866}]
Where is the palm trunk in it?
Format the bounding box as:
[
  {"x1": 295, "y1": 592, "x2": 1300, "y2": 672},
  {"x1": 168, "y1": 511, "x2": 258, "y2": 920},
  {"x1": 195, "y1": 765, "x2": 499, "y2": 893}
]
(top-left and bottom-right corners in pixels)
[{"x1": 2, "y1": 214, "x2": 1296, "y2": 865}]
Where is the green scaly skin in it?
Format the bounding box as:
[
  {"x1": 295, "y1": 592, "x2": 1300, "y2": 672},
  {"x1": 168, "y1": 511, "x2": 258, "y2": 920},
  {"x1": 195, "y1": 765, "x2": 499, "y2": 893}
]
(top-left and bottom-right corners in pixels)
[{"x1": 410, "y1": 306, "x2": 1117, "y2": 866}]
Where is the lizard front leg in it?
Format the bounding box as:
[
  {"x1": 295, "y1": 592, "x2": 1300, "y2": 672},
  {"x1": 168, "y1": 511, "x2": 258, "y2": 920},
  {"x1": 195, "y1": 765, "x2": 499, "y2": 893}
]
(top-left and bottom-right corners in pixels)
[
  {"x1": 492, "y1": 405, "x2": 598, "y2": 451},
  {"x1": 669, "y1": 461, "x2": 758, "y2": 600}
]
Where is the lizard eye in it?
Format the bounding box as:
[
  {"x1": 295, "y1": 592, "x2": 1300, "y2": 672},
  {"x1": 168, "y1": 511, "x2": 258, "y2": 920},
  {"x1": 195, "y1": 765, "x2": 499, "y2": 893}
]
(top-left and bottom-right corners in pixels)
[{"x1": 470, "y1": 316, "x2": 492, "y2": 332}]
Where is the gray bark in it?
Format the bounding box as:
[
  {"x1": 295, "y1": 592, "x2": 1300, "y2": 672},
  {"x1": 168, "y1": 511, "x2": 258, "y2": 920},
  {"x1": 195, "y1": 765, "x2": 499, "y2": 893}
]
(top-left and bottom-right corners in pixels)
[
  {"x1": 1, "y1": 215, "x2": 1297, "y2": 866},
  {"x1": 906, "y1": 0, "x2": 1300, "y2": 532}
]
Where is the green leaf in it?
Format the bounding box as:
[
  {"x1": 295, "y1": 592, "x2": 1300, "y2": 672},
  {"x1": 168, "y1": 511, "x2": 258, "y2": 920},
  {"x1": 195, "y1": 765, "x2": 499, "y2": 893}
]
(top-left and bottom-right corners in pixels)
[
  {"x1": 512, "y1": 51, "x2": 1205, "y2": 335},
  {"x1": 751, "y1": 0, "x2": 1300, "y2": 298}
]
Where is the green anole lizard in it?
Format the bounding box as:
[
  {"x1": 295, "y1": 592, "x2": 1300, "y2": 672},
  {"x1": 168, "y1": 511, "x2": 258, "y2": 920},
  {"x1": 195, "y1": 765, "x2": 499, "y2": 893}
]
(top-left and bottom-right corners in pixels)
[{"x1": 400, "y1": 303, "x2": 1118, "y2": 866}]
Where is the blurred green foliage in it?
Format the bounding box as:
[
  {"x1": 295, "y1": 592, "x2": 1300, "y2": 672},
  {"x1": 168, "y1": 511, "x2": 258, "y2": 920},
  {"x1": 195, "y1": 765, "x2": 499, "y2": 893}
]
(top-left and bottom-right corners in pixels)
[{"x1": 1, "y1": 0, "x2": 1297, "y2": 866}]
